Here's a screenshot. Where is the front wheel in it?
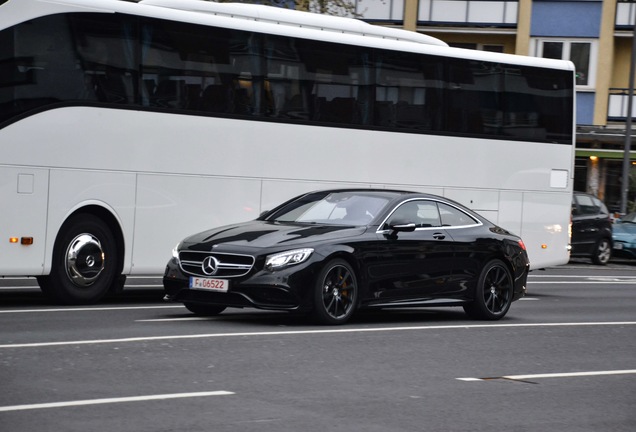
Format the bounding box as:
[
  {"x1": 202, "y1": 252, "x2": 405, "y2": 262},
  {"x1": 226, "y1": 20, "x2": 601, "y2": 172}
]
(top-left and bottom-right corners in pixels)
[
  {"x1": 463, "y1": 259, "x2": 513, "y2": 320},
  {"x1": 38, "y1": 214, "x2": 119, "y2": 304},
  {"x1": 591, "y1": 238, "x2": 612, "y2": 265},
  {"x1": 311, "y1": 259, "x2": 358, "y2": 325}
]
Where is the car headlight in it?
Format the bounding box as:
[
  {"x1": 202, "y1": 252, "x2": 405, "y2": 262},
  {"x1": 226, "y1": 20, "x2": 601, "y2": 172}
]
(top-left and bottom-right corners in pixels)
[
  {"x1": 265, "y1": 248, "x2": 314, "y2": 271},
  {"x1": 172, "y1": 242, "x2": 181, "y2": 261}
]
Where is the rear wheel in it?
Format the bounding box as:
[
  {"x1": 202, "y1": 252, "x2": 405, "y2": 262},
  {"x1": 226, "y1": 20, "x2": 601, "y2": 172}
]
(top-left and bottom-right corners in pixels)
[
  {"x1": 311, "y1": 259, "x2": 358, "y2": 325},
  {"x1": 591, "y1": 238, "x2": 612, "y2": 265},
  {"x1": 463, "y1": 259, "x2": 513, "y2": 320},
  {"x1": 37, "y1": 214, "x2": 118, "y2": 305},
  {"x1": 184, "y1": 302, "x2": 226, "y2": 316}
]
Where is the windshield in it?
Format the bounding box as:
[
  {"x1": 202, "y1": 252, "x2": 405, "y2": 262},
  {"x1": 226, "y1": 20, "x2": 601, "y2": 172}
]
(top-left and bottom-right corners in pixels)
[
  {"x1": 267, "y1": 192, "x2": 391, "y2": 225},
  {"x1": 619, "y1": 213, "x2": 636, "y2": 223}
]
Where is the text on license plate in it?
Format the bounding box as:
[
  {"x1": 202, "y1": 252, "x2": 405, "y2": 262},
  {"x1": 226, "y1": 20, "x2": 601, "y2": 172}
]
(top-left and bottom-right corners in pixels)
[{"x1": 189, "y1": 277, "x2": 229, "y2": 292}]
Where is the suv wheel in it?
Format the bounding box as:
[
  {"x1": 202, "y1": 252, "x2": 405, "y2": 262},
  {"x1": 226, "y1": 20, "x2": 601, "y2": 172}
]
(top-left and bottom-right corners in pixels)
[{"x1": 592, "y1": 238, "x2": 612, "y2": 265}]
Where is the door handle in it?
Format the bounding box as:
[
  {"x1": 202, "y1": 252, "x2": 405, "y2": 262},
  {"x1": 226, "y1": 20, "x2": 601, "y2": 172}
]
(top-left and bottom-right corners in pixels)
[{"x1": 433, "y1": 232, "x2": 446, "y2": 240}]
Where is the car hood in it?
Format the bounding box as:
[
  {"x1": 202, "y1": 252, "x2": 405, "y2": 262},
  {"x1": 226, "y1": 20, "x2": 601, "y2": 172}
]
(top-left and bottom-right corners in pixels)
[
  {"x1": 182, "y1": 221, "x2": 367, "y2": 251},
  {"x1": 613, "y1": 223, "x2": 636, "y2": 237}
]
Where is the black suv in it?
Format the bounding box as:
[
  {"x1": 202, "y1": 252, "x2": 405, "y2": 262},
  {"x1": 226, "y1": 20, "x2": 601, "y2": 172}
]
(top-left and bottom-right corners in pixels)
[{"x1": 570, "y1": 192, "x2": 613, "y2": 265}]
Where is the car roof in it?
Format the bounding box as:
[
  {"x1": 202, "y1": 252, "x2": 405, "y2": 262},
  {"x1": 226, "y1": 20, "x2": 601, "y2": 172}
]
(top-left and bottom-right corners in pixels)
[{"x1": 301, "y1": 188, "x2": 466, "y2": 203}]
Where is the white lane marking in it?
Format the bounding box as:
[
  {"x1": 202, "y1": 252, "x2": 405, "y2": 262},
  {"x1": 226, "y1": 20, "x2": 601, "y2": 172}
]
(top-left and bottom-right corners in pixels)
[
  {"x1": 2, "y1": 321, "x2": 635, "y2": 349},
  {"x1": 139, "y1": 317, "x2": 217, "y2": 322},
  {"x1": 528, "y1": 281, "x2": 636, "y2": 284},
  {"x1": 0, "y1": 305, "x2": 183, "y2": 314},
  {"x1": 0, "y1": 391, "x2": 234, "y2": 412},
  {"x1": 0, "y1": 287, "x2": 42, "y2": 291},
  {"x1": 529, "y1": 275, "x2": 636, "y2": 278},
  {"x1": 458, "y1": 369, "x2": 636, "y2": 382}
]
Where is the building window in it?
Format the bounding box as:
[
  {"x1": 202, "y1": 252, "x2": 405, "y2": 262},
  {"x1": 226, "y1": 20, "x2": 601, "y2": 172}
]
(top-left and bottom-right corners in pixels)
[{"x1": 533, "y1": 39, "x2": 597, "y2": 89}]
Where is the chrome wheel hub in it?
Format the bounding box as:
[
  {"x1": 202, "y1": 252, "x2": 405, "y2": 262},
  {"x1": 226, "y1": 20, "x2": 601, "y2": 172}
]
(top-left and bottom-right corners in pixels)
[{"x1": 65, "y1": 234, "x2": 105, "y2": 287}]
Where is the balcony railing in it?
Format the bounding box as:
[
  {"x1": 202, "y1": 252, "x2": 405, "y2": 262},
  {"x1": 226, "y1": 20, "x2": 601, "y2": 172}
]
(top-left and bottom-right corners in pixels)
[
  {"x1": 617, "y1": 0, "x2": 636, "y2": 28},
  {"x1": 608, "y1": 88, "x2": 636, "y2": 120},
  {"x1": 355, "y1": 0, "x2": 518, "y2": 26},
  {"x1": 418, "y1": 0, "x2": 518, "y2": 26},
  {"x1": 354, "y1": 0, "x2": 404, "y2": 21}
]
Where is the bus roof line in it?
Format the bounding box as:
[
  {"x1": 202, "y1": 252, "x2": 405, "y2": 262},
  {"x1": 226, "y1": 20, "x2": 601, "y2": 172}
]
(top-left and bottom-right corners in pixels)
[{"x1": 138, "y1": 0, "x2": 448, "y2": 47}]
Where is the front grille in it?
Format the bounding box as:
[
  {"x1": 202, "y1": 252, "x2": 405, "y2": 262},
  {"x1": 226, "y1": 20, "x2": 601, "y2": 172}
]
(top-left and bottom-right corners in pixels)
[{"x1": 179, "y1": 251, "x2": 255, "y2": 278}]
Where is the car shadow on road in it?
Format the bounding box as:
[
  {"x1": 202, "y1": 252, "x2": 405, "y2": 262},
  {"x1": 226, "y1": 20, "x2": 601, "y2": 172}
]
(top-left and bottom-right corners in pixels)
[{"x1": 158, "y1": 306, "x2": 514, "y2": 328}]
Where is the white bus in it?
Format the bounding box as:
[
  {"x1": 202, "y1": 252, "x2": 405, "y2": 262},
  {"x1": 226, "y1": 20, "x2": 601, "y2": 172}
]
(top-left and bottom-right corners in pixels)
[{"x1": 0, "y1": 0, "x2": 575, "y2": 304}]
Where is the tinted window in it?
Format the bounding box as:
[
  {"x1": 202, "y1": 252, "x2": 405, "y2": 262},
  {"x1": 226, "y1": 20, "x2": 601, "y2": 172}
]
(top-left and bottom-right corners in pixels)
[
  {"x1": 574, "y1": 193, "x2": 608, "y2": 216},
  {"x1": 0, "y1": 13, "x2": 137, "y2": 123},
  {"x1": 0, "y1": 12, "x2": 573, "y2": 144},
  {"x1": 387, "y1": 200, "x2": 441, "y2": 228},
  {"x1": 439, "y1": 202, "x2": 478, "y2": 226}
]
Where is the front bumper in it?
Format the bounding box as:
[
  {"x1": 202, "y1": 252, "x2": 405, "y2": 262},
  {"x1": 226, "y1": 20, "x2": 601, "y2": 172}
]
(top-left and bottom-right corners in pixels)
[
  {"x1": 162, "y1": 257, "x2": 318, "y2": 312},
  {"x1": 612, "y1": 241, "x2": 636, "y2": 259}
]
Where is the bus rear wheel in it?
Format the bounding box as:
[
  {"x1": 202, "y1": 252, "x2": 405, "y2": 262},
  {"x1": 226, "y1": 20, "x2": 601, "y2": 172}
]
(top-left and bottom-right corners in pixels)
[{"x1": 38, "y1": 214, "x2": 119, "y2": 304}]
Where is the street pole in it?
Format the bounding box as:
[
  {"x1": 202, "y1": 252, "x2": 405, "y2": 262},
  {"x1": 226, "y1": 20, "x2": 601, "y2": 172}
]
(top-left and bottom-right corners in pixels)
[{"x1": 621, "y1": 20, "x2": 636, "y2": 214}]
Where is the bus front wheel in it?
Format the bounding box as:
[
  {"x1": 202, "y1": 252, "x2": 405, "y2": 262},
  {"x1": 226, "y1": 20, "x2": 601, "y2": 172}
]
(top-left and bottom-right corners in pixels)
[{"x1": 38, "y1": 214, "x2": 118, "y2": 304}]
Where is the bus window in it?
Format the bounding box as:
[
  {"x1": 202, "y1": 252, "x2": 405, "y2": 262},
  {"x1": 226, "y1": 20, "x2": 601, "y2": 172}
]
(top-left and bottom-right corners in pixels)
[{"x1": 70, "y1": 14, "x2": 137, "y2": 105}]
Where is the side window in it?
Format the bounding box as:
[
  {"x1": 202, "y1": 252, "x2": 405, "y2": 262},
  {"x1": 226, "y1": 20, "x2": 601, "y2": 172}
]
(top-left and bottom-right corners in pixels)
[
  {"x1": 591, "y1": 196, "x2": 609, "y2": 216},
  {"x1": 70, "y1": 14, "x2": 138, "y2": 105},
  {"x1": 141, "y1": 19, "x2": 236, "y2": 112},
  {"x1": 387, "y1": 200, "x2": 440, "y2": 228},
  {"x1": 575, "y1": 194, "x2": 599, "y2": 216},
  {"x1": 374, "y1": 50, "x2": 443, "y2": 131},
  {"x1": 438, "y1": 203, "x2": 478, "y2": 226},
  {"x1": 571, "y1": 197, "x2": 579, "y2": 216}
]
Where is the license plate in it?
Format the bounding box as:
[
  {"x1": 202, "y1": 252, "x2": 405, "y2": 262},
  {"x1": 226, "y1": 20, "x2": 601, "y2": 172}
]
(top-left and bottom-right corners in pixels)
[
  {"x1": 189, "y1": 277, "x2": 229, "y2": 292},
  {"x1": 614, "y1": 243, "x2": 623, "y2": 250}
]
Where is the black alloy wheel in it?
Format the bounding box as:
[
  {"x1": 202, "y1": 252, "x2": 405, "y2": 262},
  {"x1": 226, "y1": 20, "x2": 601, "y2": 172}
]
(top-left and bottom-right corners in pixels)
[
  {"x1": 312, "y1": 259, "x2": 358, "y2": 325},
  {"x1": 463, "y1": 259, "x2": 513, "y2": 320}
]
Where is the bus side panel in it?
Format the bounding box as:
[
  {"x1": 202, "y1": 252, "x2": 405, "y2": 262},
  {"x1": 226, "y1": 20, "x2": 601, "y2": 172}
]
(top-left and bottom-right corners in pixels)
[
  {"x1": 0, "y1": 167, "x2": 49, "y2": 275},
  {"x1": 443, "y1": 189, "x2": 500, "y2": 226},
  {"x1": 45, "y1": 170, "x2": 137, "y2": 274},
  {"x1": 130, "y1": 174, "x2": 263, "y2": 274},
  {"x1": 497, "y1": 191, "x2": 523, "y2": 236},
  {"x1": 520, "y1": 192, "x2": 572, "y2": 270}
]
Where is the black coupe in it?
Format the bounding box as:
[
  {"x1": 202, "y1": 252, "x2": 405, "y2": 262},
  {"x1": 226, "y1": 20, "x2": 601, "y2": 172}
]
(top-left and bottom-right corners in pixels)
[{"x1": 163, "y1": 189, "x2": 529, "y2": 324}]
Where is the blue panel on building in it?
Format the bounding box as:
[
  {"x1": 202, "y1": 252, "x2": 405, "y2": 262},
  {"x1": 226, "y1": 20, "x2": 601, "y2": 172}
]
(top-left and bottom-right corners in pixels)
[
  {"x1": 531, "y1": 2, "x2": 601, "y2": 37},
  {"x1": 576, "y1": 92, "x2": 595, "y2": 125}
]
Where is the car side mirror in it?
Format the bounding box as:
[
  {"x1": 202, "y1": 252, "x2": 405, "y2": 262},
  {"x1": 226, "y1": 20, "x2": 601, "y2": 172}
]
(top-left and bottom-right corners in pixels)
[{"x1": 386, "y1": 220, "x2": 416, "y2": 232}]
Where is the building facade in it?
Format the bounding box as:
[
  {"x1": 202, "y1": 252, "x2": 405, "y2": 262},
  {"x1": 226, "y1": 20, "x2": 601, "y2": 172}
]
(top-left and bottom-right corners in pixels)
[{"x1": 353, "y1": 0, "x2": 636, "y2": 212}]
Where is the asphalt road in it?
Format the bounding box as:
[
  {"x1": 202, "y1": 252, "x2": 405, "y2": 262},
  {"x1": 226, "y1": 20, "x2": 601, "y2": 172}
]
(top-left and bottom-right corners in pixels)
[{"x1": 1, "y1": 260, "x2": 635, "y2": 432}]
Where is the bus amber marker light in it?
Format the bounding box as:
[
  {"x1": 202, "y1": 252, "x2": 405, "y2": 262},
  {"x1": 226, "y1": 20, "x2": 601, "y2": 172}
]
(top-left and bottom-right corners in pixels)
[{"x1": 10, "y1": 237, "x2": 33, "y2": 245}]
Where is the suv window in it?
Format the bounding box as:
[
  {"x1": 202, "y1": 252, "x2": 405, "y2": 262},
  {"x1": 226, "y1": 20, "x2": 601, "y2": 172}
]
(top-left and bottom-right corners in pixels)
[{"x1": 573, "y1": 193, "x2": 608, "y2": 216}]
